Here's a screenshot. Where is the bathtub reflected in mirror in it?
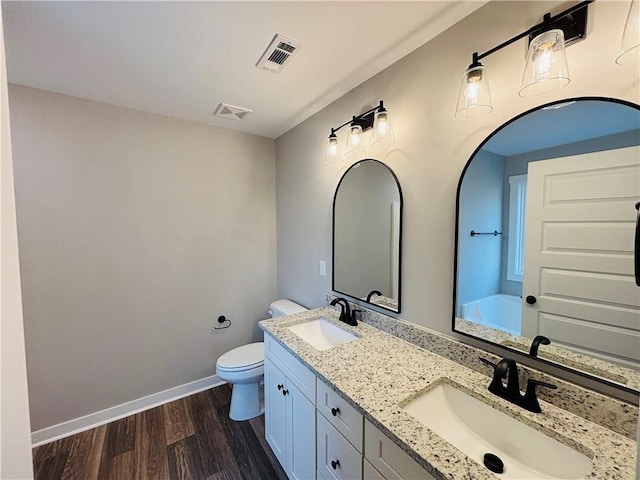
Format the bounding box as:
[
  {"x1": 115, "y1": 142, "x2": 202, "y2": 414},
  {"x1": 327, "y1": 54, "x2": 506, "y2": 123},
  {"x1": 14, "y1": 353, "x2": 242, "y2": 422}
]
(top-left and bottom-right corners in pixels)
[
  {"x1": 453, "y1": 97, "x2": 640, "y2": 394},
  {"x1": 460, "y1": 294, "x2": 521, "y2": 336}
]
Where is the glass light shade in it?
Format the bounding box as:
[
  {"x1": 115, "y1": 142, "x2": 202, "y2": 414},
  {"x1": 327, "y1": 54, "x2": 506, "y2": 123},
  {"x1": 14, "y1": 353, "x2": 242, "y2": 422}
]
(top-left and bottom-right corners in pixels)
[
  {"x1": 455, "y1": 65, "x2": 493, "y2": 119},
  {"x1": 325, "y1": 134, "x2": 340, "y2": 163},
  {"x1": 345, "y1": 124, "x2": 365, "y2": 156},
  {"x1": 519, "y1": 29, "x2": 570, "y2": 97},
  {"x1": 371, "y1": 109, "x2": 396, "y2": 147},
  {"x1": 616, "y1": 0, "x2": 640, "y2": 64}
]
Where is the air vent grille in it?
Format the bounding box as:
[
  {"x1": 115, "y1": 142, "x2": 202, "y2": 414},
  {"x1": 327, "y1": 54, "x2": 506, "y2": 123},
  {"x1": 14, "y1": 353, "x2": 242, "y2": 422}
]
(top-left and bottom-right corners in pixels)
[
  {"x1": 268, "y1": 50, "x2": 289, "y2": 66},
  {"x1": 214, "y1": 103, "x2": 253, "y2": 121},
  {"x1": 256, "y1": 34, "x2": 302, "y2": 74}
]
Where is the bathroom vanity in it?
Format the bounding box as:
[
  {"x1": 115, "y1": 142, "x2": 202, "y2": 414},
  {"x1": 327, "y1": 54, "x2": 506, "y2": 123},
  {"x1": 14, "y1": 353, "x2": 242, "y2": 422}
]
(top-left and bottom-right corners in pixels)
[
  {"x1": 260, "y1": 307, "x2": 637, "y2": 480},
  {"x1": 263, "y1": 327, "x2": 432, "y2": 480}
]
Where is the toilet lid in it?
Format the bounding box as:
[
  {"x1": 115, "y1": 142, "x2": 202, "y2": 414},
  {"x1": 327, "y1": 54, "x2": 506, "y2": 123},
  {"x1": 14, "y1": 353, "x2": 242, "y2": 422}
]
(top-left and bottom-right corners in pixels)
[{"x1": 217, "y1": 342, "x2": 264, "y2": 370}]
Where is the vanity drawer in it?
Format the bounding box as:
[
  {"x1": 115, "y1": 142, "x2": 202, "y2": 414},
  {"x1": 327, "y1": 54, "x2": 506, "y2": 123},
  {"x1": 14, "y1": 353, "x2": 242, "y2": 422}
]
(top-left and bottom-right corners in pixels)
[
  {"x1": 364, "y1": 420, "x2": 435, "y2": 480},
  {"x1": 317, "y1": 414, "x2": 362, "y2": 480},
  {"x1": 363, "y1": 459, "x2": 385, "y2": 480},
  {"x1": 317, "y1": 379, "x2": 363, "y2": 452},
  {"x1": 264, "y1": 334, "x2": 316, "y2": 402}
]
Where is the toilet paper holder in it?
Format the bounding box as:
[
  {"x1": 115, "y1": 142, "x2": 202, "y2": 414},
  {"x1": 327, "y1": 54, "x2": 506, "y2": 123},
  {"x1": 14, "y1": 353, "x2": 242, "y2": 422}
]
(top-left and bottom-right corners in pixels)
[{"x1": 214, "y1": 315, "x2": 231, "y2": 329}]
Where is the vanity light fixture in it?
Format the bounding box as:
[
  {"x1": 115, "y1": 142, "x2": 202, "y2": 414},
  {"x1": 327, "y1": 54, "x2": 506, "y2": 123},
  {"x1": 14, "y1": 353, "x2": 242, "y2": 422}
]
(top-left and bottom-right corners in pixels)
[
  {"x1": 456, "y1": 1, "x2": 591, "y2": 119},
  {"x1": 325, "y1": 100, "x2": 394, "y2": 161},
  {"x1": 616, "y1": 0, "x2": 640, "y2": 64}
]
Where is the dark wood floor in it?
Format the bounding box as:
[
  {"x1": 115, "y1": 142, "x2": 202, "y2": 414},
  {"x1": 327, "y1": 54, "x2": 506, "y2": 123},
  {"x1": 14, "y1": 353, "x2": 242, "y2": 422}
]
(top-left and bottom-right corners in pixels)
[{"x1": 32, "y1": 384, "x2": 288, "y2": 480}]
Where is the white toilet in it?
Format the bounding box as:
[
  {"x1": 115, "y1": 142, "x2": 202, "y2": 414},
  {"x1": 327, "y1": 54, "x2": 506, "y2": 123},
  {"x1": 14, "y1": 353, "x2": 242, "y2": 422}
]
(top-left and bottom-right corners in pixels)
[{"x1": 216, "y1": 299, "x2": 307, "y2": 421}]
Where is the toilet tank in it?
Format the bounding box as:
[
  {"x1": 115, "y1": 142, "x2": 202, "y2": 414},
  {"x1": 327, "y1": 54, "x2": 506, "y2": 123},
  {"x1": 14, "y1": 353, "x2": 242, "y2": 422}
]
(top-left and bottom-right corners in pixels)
[{"x1": 269, "y1": 299, "x2": 307, "y2": 318}]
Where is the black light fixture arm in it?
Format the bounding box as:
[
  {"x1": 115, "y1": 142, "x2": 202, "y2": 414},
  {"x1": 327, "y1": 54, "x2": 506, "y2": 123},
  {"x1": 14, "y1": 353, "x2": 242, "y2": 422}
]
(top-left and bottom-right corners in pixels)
[
  {"x1": 328, "y1": 100, "x2": 385, "y2": 136},
  {"x1": 471, "y1": 0, "x2": 593, "y2": 65}
]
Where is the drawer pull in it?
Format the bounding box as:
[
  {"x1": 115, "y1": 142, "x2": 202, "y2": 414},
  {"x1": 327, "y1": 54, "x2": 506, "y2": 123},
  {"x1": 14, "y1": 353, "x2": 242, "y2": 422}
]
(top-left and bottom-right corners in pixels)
[
  {"x1": 277, "y1": 384, "x2": 283, "y2": 391},
  {"x1": 331, "y1": 460, "x2": 340, "y2": 470},
  {"x1": 282, "y1": 389, "x2": 289, "y2": 396},
  {"x1": 331, "y1": 407, "x2": 340, "y2": 417}
]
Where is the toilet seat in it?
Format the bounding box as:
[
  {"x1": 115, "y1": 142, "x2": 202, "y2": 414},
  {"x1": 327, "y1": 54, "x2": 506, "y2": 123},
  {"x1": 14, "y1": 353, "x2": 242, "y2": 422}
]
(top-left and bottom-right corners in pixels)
[{"x1": 216, "y1": 342, "x2": 264, "y2": 372}]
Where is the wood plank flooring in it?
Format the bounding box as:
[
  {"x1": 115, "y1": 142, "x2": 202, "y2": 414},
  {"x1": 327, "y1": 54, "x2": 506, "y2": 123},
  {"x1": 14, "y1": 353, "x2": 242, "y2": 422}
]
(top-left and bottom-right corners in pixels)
[{"x1": 32, "y1": 384, "x2": 288, "y2": 480}]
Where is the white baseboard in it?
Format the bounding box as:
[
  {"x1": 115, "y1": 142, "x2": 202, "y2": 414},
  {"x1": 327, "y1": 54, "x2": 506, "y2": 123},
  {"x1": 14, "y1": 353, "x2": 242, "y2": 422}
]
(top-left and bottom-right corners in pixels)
[{"x1": 31, "y1": 374, "x2": 225, "y2": 447}]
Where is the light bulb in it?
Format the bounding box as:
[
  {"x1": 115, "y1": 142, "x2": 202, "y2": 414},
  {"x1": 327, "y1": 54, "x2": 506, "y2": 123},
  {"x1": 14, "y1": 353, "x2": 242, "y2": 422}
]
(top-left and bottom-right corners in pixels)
[
  {"x1": 345, "y1": 124, "x2": 365, "y2": 157},
  {"x1": 465, "y1": 77, "x2": 481, "y2": 103},
  {"x1": 534, "y1": 44, "x2": 554, "y2": 77},
  {"x1": 375, "y1": 112, "x2": 388, "y2": 134},
  {"x1": 349, "y1": 128, "x2": 361, "y2": 147}
]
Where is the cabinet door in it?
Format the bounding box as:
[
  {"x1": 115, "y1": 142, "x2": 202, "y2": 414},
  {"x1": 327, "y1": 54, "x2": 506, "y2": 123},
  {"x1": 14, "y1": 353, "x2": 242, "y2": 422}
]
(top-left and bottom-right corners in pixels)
[
  {"x1": 265, "y1": 334, "x2": 316, "y2": 401},
  {"x1": 264, "y1": 358, "x2": 288, "y2": 470},
  {"x1": 317, "y1": 414, "x2": 362, "y2": 480},
  {"x1": 288, "y1": 381, "x2": 316, "y2": 480}
]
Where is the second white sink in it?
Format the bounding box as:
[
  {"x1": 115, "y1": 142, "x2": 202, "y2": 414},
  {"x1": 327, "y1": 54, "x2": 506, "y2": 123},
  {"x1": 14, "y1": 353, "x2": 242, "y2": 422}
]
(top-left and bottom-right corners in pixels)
[
  {"x1": 402, "y1": 381, "x2": 592, "y2": 479},
  {"x1": 287, "y1": 318, "x2": 358, "y2": 350}
]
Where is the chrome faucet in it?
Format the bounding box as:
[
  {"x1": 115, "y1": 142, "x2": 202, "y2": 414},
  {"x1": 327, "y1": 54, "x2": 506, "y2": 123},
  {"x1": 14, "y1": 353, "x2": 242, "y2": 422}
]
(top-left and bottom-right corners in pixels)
[
  {"x1": 480, "y1": 357, "x2": 557, "y2": 413},
  {"x1": 329, "y1": 297, "x2": 358, "y2": 326}
]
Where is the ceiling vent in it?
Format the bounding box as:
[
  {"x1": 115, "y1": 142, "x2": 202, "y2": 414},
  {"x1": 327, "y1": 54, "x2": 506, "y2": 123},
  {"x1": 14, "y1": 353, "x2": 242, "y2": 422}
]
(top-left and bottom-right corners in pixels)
[
  {"x1": 214, "y1": 103, "x2": 253, "y2": 121},
  {"x1": 255, "y1": 34, "x2": 302, "y2": 74}
]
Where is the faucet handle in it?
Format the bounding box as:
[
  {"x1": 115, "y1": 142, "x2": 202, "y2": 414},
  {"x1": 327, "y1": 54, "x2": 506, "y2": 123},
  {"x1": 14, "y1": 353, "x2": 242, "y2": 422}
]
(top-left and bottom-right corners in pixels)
[
  {"x1": 522, "y1": 379, "x2": 557, "y2": 413},
  {"x1": 479, "y1": 357, "x2": 498, "y2": 370},
  {"x1": 526, "y1": 379, "x2": 557, "y2": 393}
]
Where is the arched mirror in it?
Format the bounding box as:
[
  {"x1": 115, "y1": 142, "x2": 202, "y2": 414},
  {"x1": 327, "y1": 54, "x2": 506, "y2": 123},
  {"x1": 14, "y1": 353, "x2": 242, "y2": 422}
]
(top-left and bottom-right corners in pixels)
[
  {"x1": 453, "y1": 98, "x2": 640, "y2": 394},
  {"x1": 333, "y1": 159, "x2": 402, "y2": 313}
]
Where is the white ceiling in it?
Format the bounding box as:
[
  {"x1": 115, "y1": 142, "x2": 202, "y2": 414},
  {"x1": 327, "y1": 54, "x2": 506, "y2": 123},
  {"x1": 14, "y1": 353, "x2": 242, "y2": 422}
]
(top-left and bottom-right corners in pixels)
[{"x1": 2, "y1": 1, "x2": 485, "y2": 139}]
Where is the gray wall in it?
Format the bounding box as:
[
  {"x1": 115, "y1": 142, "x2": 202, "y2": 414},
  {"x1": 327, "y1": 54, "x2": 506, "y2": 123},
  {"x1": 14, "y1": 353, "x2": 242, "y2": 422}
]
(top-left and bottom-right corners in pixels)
[
  {"x1": 275, "y1": 1, "x2": 639, "y2": 334},
  {"x1": 9, "y1": 85, "x2": 276, "y2": 431},
  {"x1": 1, "y1": 7, "x2": 33, "y2": 476},
  {"x1": 457, "y1": 149, "x2": 504, "y2": 314}
]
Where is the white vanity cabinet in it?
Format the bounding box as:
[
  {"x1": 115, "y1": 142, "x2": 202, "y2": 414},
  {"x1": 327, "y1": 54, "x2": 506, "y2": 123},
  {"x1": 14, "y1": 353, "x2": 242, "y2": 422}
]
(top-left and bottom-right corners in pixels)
[
  {"x1": 316, "y1": 380, "x2": 363, "y2": 479},
  {"x1": 264, "y1": 335, "x2": 316, "y2": 480},
  {"x1": 364, "y1": 420, "x2": 436, "y2": 480},
  {"x1": 264, "y1": 334, "x2": 435, "y2": 480}
]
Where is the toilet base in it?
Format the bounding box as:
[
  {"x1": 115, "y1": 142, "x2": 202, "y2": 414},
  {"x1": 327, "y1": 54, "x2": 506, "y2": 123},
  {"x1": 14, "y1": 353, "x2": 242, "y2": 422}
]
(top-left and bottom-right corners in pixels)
[{"x1": 229, "y1": 382, "x2": 264, "y2": 421}]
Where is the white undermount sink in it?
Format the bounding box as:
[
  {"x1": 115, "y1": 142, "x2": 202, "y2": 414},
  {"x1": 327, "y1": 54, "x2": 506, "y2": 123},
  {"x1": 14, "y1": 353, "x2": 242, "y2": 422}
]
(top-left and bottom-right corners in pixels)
[
  {"x1": 287, "y1": 318, "x2": 358, "y2": 351},
  {"x1": 402, "y1": 381, "x2": 592, "y2": 480}
]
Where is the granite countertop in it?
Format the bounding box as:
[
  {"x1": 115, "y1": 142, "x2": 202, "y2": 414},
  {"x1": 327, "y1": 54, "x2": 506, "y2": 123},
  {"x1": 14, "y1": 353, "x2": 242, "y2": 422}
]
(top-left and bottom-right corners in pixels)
[{"x1": 259, "y1": 307, "x2": 637, "y2": 480}]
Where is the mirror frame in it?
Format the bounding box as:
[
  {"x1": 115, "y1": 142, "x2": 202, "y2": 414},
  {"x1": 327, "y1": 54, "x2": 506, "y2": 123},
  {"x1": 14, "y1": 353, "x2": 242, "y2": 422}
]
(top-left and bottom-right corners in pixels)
[
  {"x1": 452, "y1": 96, "x2": 640, "y2": 396},
  {"x1": 332, "y1": 158, "x2": 403, "y2": 313}
]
